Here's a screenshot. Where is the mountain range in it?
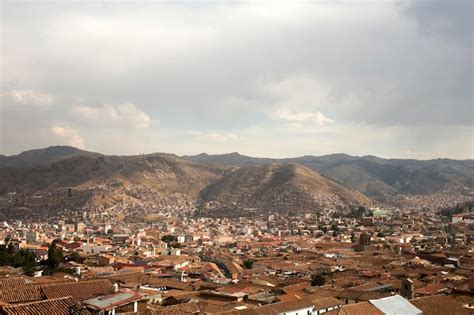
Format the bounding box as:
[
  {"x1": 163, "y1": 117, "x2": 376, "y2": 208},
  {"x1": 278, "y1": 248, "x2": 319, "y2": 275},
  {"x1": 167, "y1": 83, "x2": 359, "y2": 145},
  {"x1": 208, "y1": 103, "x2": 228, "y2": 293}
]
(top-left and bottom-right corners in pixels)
[
  {"x1": 199, "y1": 163, "x2": 370, "y2": 216},
  {"x1": 184, "y1": 152, "x2": 473, "y2": 197},
  {"x1": 0, "y1": 146, "x2": 472, "y2": 219}
]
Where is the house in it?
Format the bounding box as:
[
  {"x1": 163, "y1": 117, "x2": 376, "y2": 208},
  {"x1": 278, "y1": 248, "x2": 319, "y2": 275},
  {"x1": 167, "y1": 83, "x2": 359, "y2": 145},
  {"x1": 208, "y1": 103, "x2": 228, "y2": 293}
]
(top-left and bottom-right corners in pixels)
[
  {"x1": 455, "y1": 295, "x2": 474, "y2": 311},
  {"x1": 325, "y1": 302, "x2": 383, "y2": 315},
  {"x1": 84, "y1": 254, "x2": 115, "y2": 266},
  {"x1": 82, "y1": 292, "x2": 144, "y2": 314},
  {"x1": 0, "y1": 277, "x2": 43, "y2": 304},
  {"x1": 224, "y1": 261, "x2": 243, "y2": 280},
  {"x1": 0, "y1": 296, "x2": 89, "y2": 314},
  {"x1": 410, "y1": 295, "x2": 471, "y2": 315},
  {"x1": 336, "y1": 290, "x2": 387, "y2": 305},
  {"x1": 413, "y1": 283, "x2": 448, "y2": 297},
  {"x1": 312, "y1": 297, "x2": 344, "y2": 314},
  {"x1": 147, "y1": 302, "x2": 200, "y2": 314},
  {"x1": 249, "y1": 298, "x2": 317, "y2": 315},
  {"x1": 40, "y1": 279, "x2": 113, "y2": 301},
  {"x1": 251, "y1": 276, "x2": 282, "y2": 287}
]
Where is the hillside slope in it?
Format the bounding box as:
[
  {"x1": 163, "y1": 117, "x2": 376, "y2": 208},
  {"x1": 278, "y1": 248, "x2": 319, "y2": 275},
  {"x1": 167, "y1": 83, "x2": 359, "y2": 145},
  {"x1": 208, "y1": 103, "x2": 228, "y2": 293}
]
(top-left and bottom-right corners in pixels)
[
  {"x1": 0, "y1": 154, "x2": 228, "y2": 220},
  {"x1": 199, "y1": 163, "x2": 370, "y2": 215},
  {"x1": 185, "y1": 153, "x2": 473, "y2": 198}
]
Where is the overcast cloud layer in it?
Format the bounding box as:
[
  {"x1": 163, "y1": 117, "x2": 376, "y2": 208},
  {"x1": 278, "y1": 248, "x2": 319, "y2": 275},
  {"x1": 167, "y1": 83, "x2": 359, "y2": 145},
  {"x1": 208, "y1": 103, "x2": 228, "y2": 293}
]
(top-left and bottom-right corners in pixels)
[{"x1": 1, "y1": 0, "x2": 472, "y2": 159}]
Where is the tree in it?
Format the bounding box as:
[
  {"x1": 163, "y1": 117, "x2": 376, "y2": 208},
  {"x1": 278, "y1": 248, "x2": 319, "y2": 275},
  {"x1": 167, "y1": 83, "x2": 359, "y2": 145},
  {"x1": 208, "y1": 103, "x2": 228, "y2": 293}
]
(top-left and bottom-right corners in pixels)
[
  {"x1": 350, "y1": 206, "x2": 371, "y2": 219},
  {"x1": 20, "y1": 250, "x2": 37, "y2": 276},
  {"x1": 169, "y1": 242, "x2": 181, "y2": 248},
  {"x1": 311, "y1": 274, "x2": 326, "y2": 286},
  {"x1": 0, "y1": 241, "x2": 37, "y2": 275},
  {"x1": 243, "y1": 259, "x2": 254, "y2": 269},
  {"x1": 68, "y1": 251, "x2": 83, "y2": 263},
  {"x1": 47, "y1": 241, "x2": 63, "y2": 270},
  {"x1": 0, "y1": 242, "x2": 14, "y2": 266},
  {"x1": 331, "y1": 212, "x2": 341, "y2": 219},
  {"x1": 350, "y1": 232, "x2": 356, "y2": 243},
  {"x1": 319, "y1": 224, "x2": 328, "y2": 233},
  {"x1": 161, "y1": 235, "x2": 177, "y2": 243},
  {"x1": 6, "y1": 243, "x2": 14, "y2": 256}
]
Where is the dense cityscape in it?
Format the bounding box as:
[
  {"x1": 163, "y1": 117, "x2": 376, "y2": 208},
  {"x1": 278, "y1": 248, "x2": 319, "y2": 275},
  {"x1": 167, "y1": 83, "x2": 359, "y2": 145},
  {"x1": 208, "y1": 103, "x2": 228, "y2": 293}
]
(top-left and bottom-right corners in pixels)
[
  {"x1": 0, "y1": 148, "x2": 472, "y2": 314},
  {"x1": 1, "y1": 0, "x2": 472, "y2": 314}
]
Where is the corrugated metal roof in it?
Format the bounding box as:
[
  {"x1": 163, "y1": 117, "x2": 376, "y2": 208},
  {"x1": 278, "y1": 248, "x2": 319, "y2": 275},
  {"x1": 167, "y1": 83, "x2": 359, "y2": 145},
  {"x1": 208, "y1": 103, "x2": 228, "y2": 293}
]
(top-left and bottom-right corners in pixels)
[
  {"x1": 83, "y1": 292, "x2": 140, "y2": 310},
  {"x1": 370, "y1": 295, "x2": 423, "y2": 315}
]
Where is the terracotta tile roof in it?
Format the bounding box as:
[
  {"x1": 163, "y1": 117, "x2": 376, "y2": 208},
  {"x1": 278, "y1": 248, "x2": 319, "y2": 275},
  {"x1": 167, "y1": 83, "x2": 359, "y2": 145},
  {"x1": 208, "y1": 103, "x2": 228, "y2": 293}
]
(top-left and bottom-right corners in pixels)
[
  {"x1": 189, "y1": 281, "x2": 224, "y2": 291},
  {"x1": 0, "y1": 278, "x2": 25, "y2": 288},
  {"x1": 146, "y1": 278, "x2": 193, "y2": 291},
  {"x1": 336, "y1": 290, "x2": 388, "y2": 301},
  {"x1": 410, "y1": 295, "x2": 470, "y2": 315},
  {"x1": 216, "y1": 283, "x2": 263, "y2": 295},
  {"x1": 0, "y1": 278, "x2": 43, "y2": 304},
  {"x1": 28, "y1": 276, "x2": 75, "y2": 285},
  {"x1": 103, "y1": 270, "x2": 144, "y2": 283},
  {"x1": 103, "y1": 272, "x2": 193, "y2": 291},
  {"x1": 224, "y1": 261, "x2": 242, "y2": 276},
  {"x1": 378, "y1": 279, "x2": 402, "y2": 290},
  {"x1": 246, "y1": 299, "x2": 315, "y2": 315},
  {"x1": 281, "y1": 281, "x2": 311, "y2": 294},
  {"x1": 196, "y1": 301, "x2": 249, "y2": 314},
  {"x1": 312, "y1": 297, "x2": 344, "y2": 310},
  {"x1": 40, "y1": 279, "x2": 112, "y2": 301},
  {"x1": 455, "y1": 295, "x2": 474, "y2": 304},
  {"x1": 326, "y1": 302, "x2": 384, "y2": 315},
  {"x1": 277, "y1": 291, "x2": 309, "y2": 302},
  {"x1": 413, "y1": 283, "x2": 448, "y2": 296},
  {"x1": 162, "y1": 291, "x2": 200, "y2": 302},
  {"x1": 1, "y1": 296, "x2": 90, "y2": 315},
  {"x1": 303, "y1": 287, "x2": 340, "y2": 298},
  {"x1": 146, "y1": 302, "x2": 200, "y2": 314},
  {"x1": 253, "y1": 276, "x2": 283, "y2": 286}
]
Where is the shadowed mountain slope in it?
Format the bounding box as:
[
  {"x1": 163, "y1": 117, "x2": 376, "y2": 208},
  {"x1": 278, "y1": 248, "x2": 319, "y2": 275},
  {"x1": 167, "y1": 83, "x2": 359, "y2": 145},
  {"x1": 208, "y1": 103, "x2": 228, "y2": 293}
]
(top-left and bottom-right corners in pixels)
[{"x1": 199, "y1": 163, "x2": 370, "y2": 213}]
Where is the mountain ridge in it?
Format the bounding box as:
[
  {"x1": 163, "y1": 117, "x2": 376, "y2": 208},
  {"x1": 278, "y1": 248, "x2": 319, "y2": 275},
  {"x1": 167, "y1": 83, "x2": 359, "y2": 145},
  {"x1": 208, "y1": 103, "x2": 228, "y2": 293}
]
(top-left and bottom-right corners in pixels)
[
  {"x1": 0, "y1": 146, "x2": 102, "y2": 168},
  {"x1": 183, "y1": 152, "x2": 473, "y2": 198},
  {"x1": 199, "y1": 163, "x2": 371, "y2": 215},
  {"x1": 0, "y1": 150, "x2": 371, "y2": 220},
  {"x1": 1, "y1": 146, "x2": 472, "y2": 200}
]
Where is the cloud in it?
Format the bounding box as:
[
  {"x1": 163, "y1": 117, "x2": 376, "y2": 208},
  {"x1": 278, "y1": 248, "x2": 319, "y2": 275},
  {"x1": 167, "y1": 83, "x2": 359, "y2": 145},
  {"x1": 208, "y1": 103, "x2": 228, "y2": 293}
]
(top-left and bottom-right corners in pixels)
[
  {"x1": 187, "y1": 130, "x2": 238, "y2": 142},
  {"x1": 2, "y1": 89, "x2": 54, "y2": 107},
  {"x1": 401, "y1": 0, "x2": 472, "y2": 45},
  {"x1": 50, "y1": 124, "x2": 85, "y2": 148},
  {"x1": 272, "y1": 109, "x2": 334, "y2": 126},
  {"x1": 257, "y1": 75, "x2": 336, "y2": 126},
  {"x1": 0, "y1": 1, "x2": 471, "y2": 158},
  {"x1": 72, "y1": 103, "x2": 151, "y2": 129}
]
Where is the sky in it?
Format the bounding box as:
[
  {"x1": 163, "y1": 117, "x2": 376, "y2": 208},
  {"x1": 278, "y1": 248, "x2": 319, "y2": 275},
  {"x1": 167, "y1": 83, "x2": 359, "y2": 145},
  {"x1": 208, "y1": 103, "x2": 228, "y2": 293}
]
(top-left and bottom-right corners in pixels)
[{"x1": 1, "y1": 0, "x2": 472, "y2": 159}]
